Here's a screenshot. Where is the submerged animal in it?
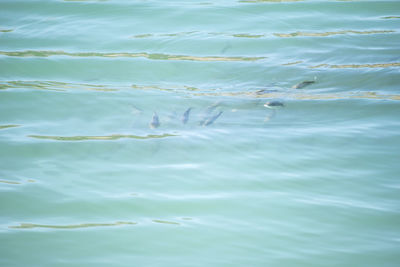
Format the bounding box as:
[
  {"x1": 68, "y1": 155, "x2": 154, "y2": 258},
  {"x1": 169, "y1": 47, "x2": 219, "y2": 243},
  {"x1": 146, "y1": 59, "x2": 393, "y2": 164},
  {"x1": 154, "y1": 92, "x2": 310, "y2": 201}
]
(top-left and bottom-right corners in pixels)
[
  {"x1": 292, "y1": 80, "x2": 315, "y2": 89},
  {"x1": 264, "y1": 101, "x2": 284, "y2": 109},
  {"x1": 264, "y1": 101, "x2": 284, "y2": 122},
  {"x1": 199, "y1": 102, "x2": 221, "y2": 125},
  {"x1": 204, "y1": 111, "x2": 223, "y2": 126},
  {"x1": 150, "y1": 112, "x2": 160, "y2": 129},
  {"x1": 182, "y1": 107, "x2": 192, "y2": 124}
]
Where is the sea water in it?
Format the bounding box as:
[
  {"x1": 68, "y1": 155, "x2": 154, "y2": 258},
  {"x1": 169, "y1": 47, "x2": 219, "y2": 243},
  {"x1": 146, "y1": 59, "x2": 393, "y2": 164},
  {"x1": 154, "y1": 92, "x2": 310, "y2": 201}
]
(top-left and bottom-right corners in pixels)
[{"x1": 1, "y1": 0, "x2": 400, "y2": 266}]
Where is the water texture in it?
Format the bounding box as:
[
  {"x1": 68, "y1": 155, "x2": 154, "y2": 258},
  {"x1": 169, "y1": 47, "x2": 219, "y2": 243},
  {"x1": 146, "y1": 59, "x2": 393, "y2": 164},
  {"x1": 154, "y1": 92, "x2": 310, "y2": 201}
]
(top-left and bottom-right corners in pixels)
[{"x1": 1, "y1": 0, "x2": 400, "y2": 266}]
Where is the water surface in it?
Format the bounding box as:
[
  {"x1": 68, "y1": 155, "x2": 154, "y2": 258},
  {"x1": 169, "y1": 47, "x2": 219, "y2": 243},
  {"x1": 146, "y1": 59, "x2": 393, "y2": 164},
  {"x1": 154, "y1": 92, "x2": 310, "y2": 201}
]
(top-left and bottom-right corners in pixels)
[{"x1": 1, "y1": 0, "x2": 400, "y2": 266}]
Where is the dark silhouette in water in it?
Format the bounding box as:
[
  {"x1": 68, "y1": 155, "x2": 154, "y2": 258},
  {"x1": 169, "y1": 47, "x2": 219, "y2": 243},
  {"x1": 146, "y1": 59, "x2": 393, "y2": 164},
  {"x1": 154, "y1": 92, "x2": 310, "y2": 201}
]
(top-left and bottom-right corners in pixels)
[
  {"x1": 182, "y1": 108, "x2": 192, "y2": 124},
  {"x1": 199, "y1": 102, "x2": 221, "y2": 125},
  {"x1": 204, "y1": 111, "x2": 223, "y2": 126},
  {"x1": 292, "y1": 80, "x2": 315, "y2": 89},
  {"x1": 264, "y1": 101, "x2": 284, "y2": 122},
  {"x1": 150, "y1": 112, "x2": 160, "y2": 129},
  {"x1": 264, "y1": 101, "x2": 284, "y2": 109}
]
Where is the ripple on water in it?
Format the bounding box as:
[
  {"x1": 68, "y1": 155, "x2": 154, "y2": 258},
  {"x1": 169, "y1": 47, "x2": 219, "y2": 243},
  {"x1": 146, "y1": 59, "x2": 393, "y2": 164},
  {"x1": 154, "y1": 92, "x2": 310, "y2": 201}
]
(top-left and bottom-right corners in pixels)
[
  {"x1": 295, "y1": 195, "x2": 394, "y2": 213},
  {"x1": 27, "y1": 133, "x2": 177, "y2": 141},
  {"x1": 0, "y1": 81, "x2": 119, "y2": 92},
  {"x1": 0, "y1": 125, "x2": 20, "y2": 130},
  {"x1": 152, "y1": 220, "x2": 180, "y2": 225},
  {"x1": 309, "y1": 63, "x2": 400, "y2": 69},
  {"x1": 0, "y1": 29, "x2": 13, "y2": 33},
  {"x1": 0, "y1": 50, "x2": 265, "y2": 62},
  {"x1": 0, "y1": 180, "x2": 21, "y2": 185},
  {"x1": 9, "y1": 221, "x2": 137, "y2": 229},
  {"x1": 239, "y1": 0, "x2": 303, "y2": 3},
  {"x1": 274, "y1": 30, "x2": 395, "y2": 38}
]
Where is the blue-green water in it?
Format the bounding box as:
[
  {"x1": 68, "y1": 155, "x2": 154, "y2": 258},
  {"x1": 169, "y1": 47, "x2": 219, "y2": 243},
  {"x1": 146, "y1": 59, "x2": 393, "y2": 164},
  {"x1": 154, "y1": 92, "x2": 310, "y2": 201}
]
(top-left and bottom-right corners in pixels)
[{"x1": 1, "y1": 0, "x2": 400, "y2": 266}]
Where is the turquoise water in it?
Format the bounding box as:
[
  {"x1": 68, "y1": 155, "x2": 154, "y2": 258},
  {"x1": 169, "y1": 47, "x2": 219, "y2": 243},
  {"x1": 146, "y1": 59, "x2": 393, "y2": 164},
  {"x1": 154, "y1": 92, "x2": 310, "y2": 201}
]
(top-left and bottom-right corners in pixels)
[{"x1": 1, "y1": 0, "x2": 400, "y2": 266}]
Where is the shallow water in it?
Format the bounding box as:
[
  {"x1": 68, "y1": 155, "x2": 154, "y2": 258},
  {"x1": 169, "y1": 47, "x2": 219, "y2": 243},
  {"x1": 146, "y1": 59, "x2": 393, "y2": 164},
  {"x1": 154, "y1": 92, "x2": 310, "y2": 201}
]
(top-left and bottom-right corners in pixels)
[{"x1": 1, "y1": 0, "x2": 400, "y2": 266}]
